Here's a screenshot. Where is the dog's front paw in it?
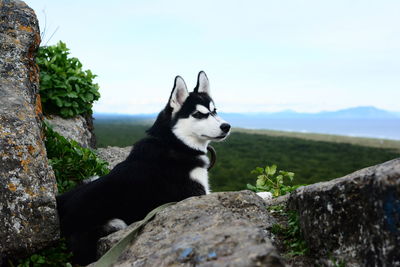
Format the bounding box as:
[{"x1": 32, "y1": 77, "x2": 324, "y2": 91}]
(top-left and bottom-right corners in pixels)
[{"x1": 103, "y1": 218, "x2": 127, "y2": 235}]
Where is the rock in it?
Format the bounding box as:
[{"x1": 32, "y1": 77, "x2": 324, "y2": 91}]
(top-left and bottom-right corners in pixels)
[
  {"x1": 96, "y1": 146, "x2": 131, "y2": 169},
  {"x1": 288, "y1": 158, "x2": 400, "y2": 266},
  {"x1": 256, "y1": 191, "x2": 273, "y2": 200},
  {"x1": 46, "y1": 114, "x2": 96, "y2": 149},
  {"x1": 83, "y1": 112, "x2": 97, "y2": 148},
  {"x1": 264, "y1": 194, "x2": 289, "y2": 207},
  {"x1": 95, "y1": 191, "x2": 284, "y2": 267},
  {"x1": 0, "y1": 0, "x2": 59, "y2": 262}
]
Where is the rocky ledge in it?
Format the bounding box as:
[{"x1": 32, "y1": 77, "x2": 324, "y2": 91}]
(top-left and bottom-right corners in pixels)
[
  {"x1": 91, "y1": 155, "x2": 399, "y2": 267},
  {"x1": 95, "y1": 191, "x2": 285, "y2": 267},
  {"x1": 288, "y1": 158, "x2": 400, "y2": 266}
]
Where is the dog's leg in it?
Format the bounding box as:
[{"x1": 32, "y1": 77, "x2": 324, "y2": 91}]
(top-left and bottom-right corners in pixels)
[
  {"x1": 67, "y1": 220, "x2": 127, "y2": 264},
  {"x1": 68, "y1": 230, "x2": 100, "y2": 265}
]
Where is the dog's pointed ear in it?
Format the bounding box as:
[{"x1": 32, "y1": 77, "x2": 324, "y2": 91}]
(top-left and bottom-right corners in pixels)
[
  {"x1": 169, "y1": 76, "x2": 189, "y2": 113},
  {"x1": 194, "y1": 71, "x2": 210, "y2": 95}
]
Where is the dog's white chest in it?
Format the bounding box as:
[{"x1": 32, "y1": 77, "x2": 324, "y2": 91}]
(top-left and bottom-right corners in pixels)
[{"x1": 190, "y1": 155, "x2": 210, "y2": 194}]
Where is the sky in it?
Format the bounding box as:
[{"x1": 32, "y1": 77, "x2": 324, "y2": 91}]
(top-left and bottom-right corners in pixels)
[{"x1": 27, "y1": 0, "x2": 400, "y2": 114}]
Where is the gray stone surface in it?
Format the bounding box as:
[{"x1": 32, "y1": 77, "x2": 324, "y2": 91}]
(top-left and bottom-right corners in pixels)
[
  {"x1": 264, "y1": 194, "x2": 289, "y2": 207},
  {"x1": 288, "y1": 158, "x2": 400, "y2": 266},
  {"x1": 96, "y1": 146, "x2": 131, "y2": 169},
  {"x1": 0, "y1": 0, "x2": 59, "y2": 261},
  {"x1": 96, "y1": 191, "x2": 284, "y2": 267},
  {"x1": 46, "y1": 114, "x2": 95, "y2": 148}
]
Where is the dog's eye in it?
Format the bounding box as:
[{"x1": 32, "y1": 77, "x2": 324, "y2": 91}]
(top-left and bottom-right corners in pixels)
[{"x1": 192, "y1": 112, "x2": 208, "y2": 119}]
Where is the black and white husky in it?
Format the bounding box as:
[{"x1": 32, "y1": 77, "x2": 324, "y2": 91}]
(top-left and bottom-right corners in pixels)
[{"x1": 56, "y1": 71, "x2": 231, "y2": 265}]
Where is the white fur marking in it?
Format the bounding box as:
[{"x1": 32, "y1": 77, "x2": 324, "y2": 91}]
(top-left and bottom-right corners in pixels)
[
  {"x1": 196, "y1": 104, "x2": 210, "y2": 114},
  {"x1": 209, "y1": 102, "x2": 215, "y2": 111},
  {"x1": 212, "y1": 114, "x2": 222, "y2": 123},
  {"x1": 172, "y1": 107, "x2": 229, "y2": 151},
  {"x1": 190, "y1": 167, "x2": 210, "y2": 194},
  {"x1": 189, "y1": 155, "x2": 210, "y2": 194},
  {"x1": 199, "y1": 154, "x2": 210, "y2": 167},
  {"x1": 172, "y1": 118, "x2": 210, "y2": 152}
]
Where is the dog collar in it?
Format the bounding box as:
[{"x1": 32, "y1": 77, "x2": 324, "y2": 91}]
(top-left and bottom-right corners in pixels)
[{"x1": 207, "y1": 145, "x2": 216, "y2": 170}]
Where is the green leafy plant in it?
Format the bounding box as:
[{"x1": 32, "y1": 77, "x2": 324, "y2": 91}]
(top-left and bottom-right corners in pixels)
[
  {"x1": 284, "y1": 211, "x2": 308, "y2": 256},
  {"x1": 43, "y1": 120, "x2": 109, "y2": 193},
  {"x1": 16, "y1": 239, "x2": 72, "y2": 267},
  {"x1": 267, "y1": 204, "x2": 286, "y2": 214},
  {"x1": 329, "y1": 256, "x2": 346, "y2": 267},
  {"x1": 36, "y1": 41, "x2": 100, "y2": 118},
  {"x1": 14, "y1": 43, "x2": 106, "y2": 266},
  {"x1": 14, "y1": 122, "x2": 110, "y2": 266},
  {"x1": 270, "y1": 209, "x2": 309, "y2": 257},
  {"x1": 247, "y1": 164, "x2": 298, "y2": 197}
]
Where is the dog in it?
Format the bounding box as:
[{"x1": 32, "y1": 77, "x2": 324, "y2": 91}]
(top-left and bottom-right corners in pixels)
[{"x1": 56, "y1": 71, "x2": 231, "y2": 265}]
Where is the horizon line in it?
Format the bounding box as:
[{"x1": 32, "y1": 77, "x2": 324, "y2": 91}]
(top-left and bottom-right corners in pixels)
[{"x1": 93, "y1": 105, "x2": 400, "y2": 116}]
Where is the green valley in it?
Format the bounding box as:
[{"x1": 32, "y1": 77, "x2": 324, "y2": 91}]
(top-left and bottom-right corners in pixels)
[{"x1": 94, "y1": 120, "x2": 400, "y2": 192}]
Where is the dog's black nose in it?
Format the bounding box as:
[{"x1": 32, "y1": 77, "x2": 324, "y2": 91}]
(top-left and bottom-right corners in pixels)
[{"x1": 220, "y1": 123, "x2": 231, "y2": 133}]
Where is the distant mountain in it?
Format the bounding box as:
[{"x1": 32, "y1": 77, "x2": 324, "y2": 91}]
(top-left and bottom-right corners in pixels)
[
  {"x1": 94, "y1": 106, "x2": 399, "y2": 121},
  {"x1": 221, "y1": 106, "x2": 400, "y2": 119},
  {"x1": 315, "y1": 106, "x2": 399, "y2": 119},
  {"x1": 93, "y1": 106, "x2": 400, "y2": 139},
  {"x1": 95, "y1": 113, "x2": 156, "y2": 120}
]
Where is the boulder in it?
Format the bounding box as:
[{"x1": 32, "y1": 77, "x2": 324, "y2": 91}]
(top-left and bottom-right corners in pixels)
[
  {"x1": 288, "y1": 158, "x2": 400, "y2": 266},
  {"x1": 96, "y1": 146, "x2": 131, "y2": 169},
  {"x1": 0, "y1": 0, "x2": 59, "y2": 262},
  {"x1": 96, "y1": 191, "x2": 284, "y2": 267},
  {"x1": 46, "y1": 114, "x2": 96, "y2": 149}
]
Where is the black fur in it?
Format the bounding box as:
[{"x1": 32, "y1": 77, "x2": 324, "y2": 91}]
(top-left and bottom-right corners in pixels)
[{"x1": 56, "y1": 84, "x2": 213, "y2": 265}]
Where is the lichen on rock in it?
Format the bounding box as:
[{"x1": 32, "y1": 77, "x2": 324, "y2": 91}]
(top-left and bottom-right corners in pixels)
[{"x1": 0, "y1": 0, "x2": 59, "y2": 262}]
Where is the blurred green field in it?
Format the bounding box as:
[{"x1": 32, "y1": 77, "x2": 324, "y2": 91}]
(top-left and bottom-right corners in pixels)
[
  {"x1": 94, "y1": 120, "x2": 400, "y2": 192},
  {"x1": 233, "y1": 128, "x2": 400, "y2": 152}
]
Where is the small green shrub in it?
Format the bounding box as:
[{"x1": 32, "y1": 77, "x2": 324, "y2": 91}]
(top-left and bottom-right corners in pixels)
[
  {"x1": 16, "y1": 123, "x2": 110, "y2": 266},
  {"x1": 17, "y1": 239, "x2": 72, "y2": 267},
  {"x1": 329, "y1": 256, "x2": 346, "y2": 267},
  {"x1": 16, "y1": 122, "x2": 110, "y2": 265},
  {"x1": 15, "y1": 42, "x2": 105, "y2": 266},
  {"x1": 247, "y1": 164, "x2": 300, "y2": 197},
  {"x1": 269, "y1": 208, "x2": 309, "y2": 257},
  {"x1": 43, "y1": 121, "x2": 109, "y2": 194},
  {"x1": 36, "y1": 41, "x2": 100, "y2": 118},
  {"x1": 284, "y1": 211, "x2": 308, "y2": 256}
]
